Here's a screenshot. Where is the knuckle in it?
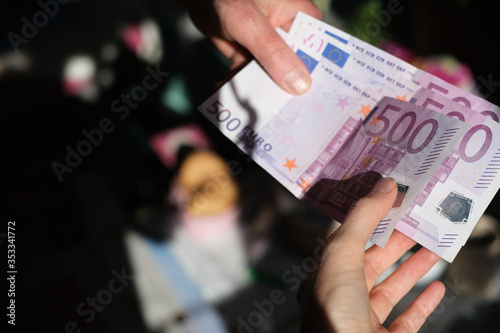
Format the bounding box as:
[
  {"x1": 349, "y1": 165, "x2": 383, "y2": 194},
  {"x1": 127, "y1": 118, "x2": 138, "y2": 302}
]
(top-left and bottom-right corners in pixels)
[
  {"x1": 394, "y1": 316, "x2": 417, "y2": 333},
  {"x1": 371, "y1": 285, "x2": 398, "y2": 309},
  {"x1": 260, "y1": 40, "x2": 288, "y2": 65}
]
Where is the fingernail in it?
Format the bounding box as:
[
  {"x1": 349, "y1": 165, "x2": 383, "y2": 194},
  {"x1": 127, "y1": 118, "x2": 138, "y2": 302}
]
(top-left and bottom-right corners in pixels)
[
  {"x1": 373, "y1": 177, "x2": 396, "y2": 194},
  {"x1": 283, "y1": 68, "x2": 310, "y2": 95}
]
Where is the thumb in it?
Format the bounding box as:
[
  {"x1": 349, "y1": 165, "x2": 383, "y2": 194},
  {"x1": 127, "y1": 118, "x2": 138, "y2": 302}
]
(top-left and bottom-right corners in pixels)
[
  {"x1": 335, "y1": 177, "x2": 398, "y2": 247},
  {"x1": 227, "y1": 9, "x2": 312, "y2": 95}
]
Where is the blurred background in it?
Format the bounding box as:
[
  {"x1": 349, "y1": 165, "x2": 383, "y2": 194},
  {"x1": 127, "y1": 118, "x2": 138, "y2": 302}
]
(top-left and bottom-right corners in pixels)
[{"x1": 1, "y1": 0, "x2": 499, "y2": 332}]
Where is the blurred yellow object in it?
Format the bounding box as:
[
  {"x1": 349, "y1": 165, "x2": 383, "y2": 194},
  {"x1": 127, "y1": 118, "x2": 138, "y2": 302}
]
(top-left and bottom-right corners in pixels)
[{"x1": 177, "y1": 150, "x2": 239, "y2": 216}]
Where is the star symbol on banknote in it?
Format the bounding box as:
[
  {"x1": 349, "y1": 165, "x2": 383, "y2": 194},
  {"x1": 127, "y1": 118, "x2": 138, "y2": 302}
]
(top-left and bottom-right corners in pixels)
[
  {"x1": 336, "y1": 97, "x2": 350, "y2": 110},
  {"x1": 357, "y1": 104, "x2": 372, "y2": 118},
  {"x1": 313, "y1": 102, "x2": 325, "y2": 114},
  {"x1": 299, "y1": 177, "x2": 312, "y2": 192},
  {"x1": 283, "y1": 158, "x2": 298, "y2": 172},
  {"x1": 282, "y1": 136, "x2": 295, "y2": 148},
  {"x1": 370, "y1": 136, "x2": 384, "y2": 145},
  {"x1": 359, "y1": 157, "x2": 373, "y2": 168},
  {"x1": 369, "y1": 116, "x2": 381, "y2": 126},
  {"x1": 396, "y1": 94, "x2": 407, "y2": 101}
]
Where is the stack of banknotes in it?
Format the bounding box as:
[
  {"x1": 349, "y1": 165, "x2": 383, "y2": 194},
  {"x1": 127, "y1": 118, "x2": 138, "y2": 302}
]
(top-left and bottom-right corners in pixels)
[{"x1": 198, "y1": 12, "x2": 500, "y2": 263}]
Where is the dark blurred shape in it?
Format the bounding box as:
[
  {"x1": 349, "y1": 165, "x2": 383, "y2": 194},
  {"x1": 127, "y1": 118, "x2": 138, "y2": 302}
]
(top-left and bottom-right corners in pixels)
[
  {"x1": 1, "y1": 1, "x2": 216, "y2": 332},
  {"x1": 382, "y1": 0, "x2": 500, "y2": 107},
  {"x1": 330, "y1": 0, "x2": 369, "y2": 18},
  {"x1": 304, "y1": 170, "x2": 382, "y2": 221}
]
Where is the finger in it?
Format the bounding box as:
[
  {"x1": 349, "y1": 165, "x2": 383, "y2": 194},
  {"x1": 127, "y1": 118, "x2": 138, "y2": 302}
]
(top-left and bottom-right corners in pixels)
[
  {"x1": 332, "y1": 177, "x2": 397, "y2": 248},
  {"x1": 211, "y1": 37, "x2": 252, "y2": 69},
  {"x1": 211, "y1": 36, "x2": 240, "y2": 60},
  {"x1": 212, "y1": 49, "x2": 252, "y2": 92},
  {"x1": 272, "y1": 0, "x2": 323, "y2": 31},
  {"x1": 223, "y1": 5, "x2": 312, "y2": 95},
  {"x1": 280, "y1": 19, "x2": 295, "y2": 33},
  {"x1": 369, "y1": 248, "x2": 441, "y2": 323},
  {"x1": 314, "y1": 178, "x2": 397, "y2": 294},
  {"x1": 306, "y1": 178, "x2": 396, "y2": 332},
  {"x1": 388, "y1": 281, "x2": 445, "y2": 333},
  {"x1": 364, "y1": 230, "x2": 417, "y2": 290},
  {"x1": 229, "y1": 48, "x2": 252, "y2": 71}
]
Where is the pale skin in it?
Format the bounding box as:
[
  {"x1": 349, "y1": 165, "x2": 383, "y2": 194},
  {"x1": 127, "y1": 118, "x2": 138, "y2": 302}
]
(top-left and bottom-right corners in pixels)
[
  {"x1": 298, "y1": 178, "x2": 446, "y2": 332},
  {"x1": 185, "y1": 0, "x2": 322, "y2": 95}
]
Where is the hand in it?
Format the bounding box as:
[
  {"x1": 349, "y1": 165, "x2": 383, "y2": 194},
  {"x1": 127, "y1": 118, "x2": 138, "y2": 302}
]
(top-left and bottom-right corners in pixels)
[
  {"x1": 185, "y1": 0, "x2": 321, "y2": 95},
  {"x1": 298, "y1": 178, "x2": 446, "y2": 333}
]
